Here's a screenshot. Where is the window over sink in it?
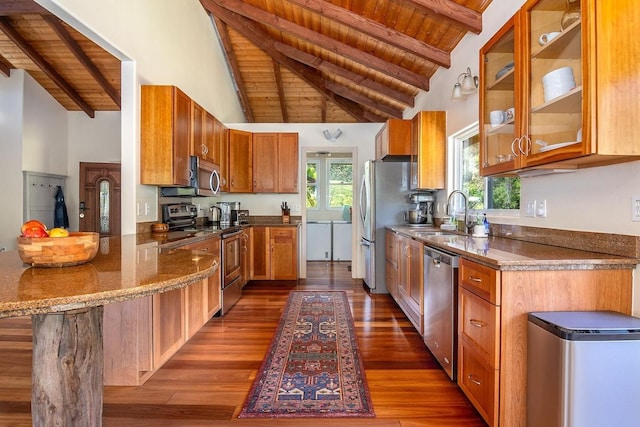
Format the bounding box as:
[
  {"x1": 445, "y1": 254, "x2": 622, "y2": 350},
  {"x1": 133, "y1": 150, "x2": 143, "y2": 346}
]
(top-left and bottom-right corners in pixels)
[{"x1": 451, "y1": 123, "x2": 520, "y2": 214}]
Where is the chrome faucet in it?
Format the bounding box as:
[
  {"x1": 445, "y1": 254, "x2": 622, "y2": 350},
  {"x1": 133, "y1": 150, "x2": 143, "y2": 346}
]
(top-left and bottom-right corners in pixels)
[{"x1": 447, "y1": 190, "x2": 473, "y2": 234}]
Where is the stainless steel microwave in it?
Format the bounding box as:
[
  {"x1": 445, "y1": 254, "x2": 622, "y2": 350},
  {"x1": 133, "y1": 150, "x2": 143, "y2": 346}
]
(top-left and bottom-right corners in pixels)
[{"x1": 160, "y1": 156, "x2": 220, "y2": 197}]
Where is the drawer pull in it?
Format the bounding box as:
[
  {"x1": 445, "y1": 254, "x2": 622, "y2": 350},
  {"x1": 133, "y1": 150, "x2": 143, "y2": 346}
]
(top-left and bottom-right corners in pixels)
[
  {"x1": 468, "y1": 276, "x2": 482, "y2": 282},
  {"x1": 468, "y1": 374, "x2": 481, "y2": 386},
  {"x1": 469, "y1": 319, "x2": 486, "y2": 328}
]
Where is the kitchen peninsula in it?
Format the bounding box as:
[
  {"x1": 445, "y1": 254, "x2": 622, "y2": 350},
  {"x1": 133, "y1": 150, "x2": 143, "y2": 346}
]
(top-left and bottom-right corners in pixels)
[{"x1": 0, "y1": 235, "x2": 218, "y2": 426}]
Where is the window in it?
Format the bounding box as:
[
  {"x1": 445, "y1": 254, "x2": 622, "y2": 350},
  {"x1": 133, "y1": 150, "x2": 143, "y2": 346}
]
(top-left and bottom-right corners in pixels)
[
  {"x1": 306, "y1": 160, "x2": 319, "y2": 209},
  {"x1": 327, "y1": 160, "x2": 353, "y2": 209},
  {"x1": 452, "y1": 124, "x2": 520, "y2": 214}
]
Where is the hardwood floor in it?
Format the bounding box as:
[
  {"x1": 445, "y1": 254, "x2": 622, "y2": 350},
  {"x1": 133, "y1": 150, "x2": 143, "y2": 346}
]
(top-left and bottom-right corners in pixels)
[{"x1": 0, "y1": 261, "x2": 486, "y2": 426}]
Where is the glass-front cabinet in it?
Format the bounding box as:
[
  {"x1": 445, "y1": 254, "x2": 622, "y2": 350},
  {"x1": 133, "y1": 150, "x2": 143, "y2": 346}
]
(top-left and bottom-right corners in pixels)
[
  {"x1": 523, "y1": 0, "x2": 584, "y2": 166},
  {"x1": 479, "y1": 16, "x2": 520, "y2": 176},
  {"x1": 480, "y1": 0, "x2": 640, "y2": 177}
]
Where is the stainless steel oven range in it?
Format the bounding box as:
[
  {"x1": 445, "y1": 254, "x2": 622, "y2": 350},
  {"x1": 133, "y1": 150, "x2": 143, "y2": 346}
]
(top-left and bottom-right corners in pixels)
[{"x1": 220, "y1": 228, "x2": 242, "y2": 315}]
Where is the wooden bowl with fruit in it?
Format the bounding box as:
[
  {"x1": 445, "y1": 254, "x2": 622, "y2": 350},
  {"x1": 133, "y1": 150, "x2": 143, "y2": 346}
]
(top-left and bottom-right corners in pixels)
[{"x1": 17, "y1": 220, "x2": 100, "y2": 268}]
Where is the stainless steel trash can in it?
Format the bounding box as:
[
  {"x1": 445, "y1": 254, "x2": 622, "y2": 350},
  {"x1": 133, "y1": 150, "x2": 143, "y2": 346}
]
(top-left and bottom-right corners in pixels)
[{"x1": 527, "y1": 311, "x2": 640, "y2": 427}]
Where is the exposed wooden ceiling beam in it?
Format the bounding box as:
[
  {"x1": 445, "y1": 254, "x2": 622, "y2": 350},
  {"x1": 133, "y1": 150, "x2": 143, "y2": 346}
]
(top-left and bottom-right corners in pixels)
[
  {"x1": 201, "y1": 0, "x2": 373, "y2": 122},
  {"x1": 275, "y1": 41, "x2": 415, "y2": 108},
  {"x1": 0, "y1": 17, "x2": 95, "y2": 117},
  {"x1": 211, "y1": 0, "x2": 430, "y2": 91},
  {"x1": 325, "y1": 81, "x2": 401, "y2": 119},
  {"x1": 42, "y1": 15, "x2": 120, "y2": 108},
  {"x1": 272, "y1": 60, "x2": 288, "y2": 122},
  {"x1": 404, "y1": 0, "x2": 482, "y2": 34},
  {"x1": 0, "y1": 53, "x2": 13, "y2": 77},
  {"x1": 0, "y1": 1, "x2": 48, "y2": 16},
  {"x1": 320, "y1": 97, "x2": 327, "y2": 122},
  {"x1": 287, "y1": 0, "x2": 449, "y2": 68},
  {"x1": 363, "y1": 110, "x2": 387, "y2": 123},
  {"x1": 212, "y1": 17, "x2": 254, "y2": 122}
]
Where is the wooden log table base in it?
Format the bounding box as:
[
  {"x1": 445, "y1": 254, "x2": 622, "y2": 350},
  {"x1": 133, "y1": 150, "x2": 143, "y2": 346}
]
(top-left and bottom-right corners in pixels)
[{"x1": 31, "y1": 307, "x2": 103, "y2": 426}]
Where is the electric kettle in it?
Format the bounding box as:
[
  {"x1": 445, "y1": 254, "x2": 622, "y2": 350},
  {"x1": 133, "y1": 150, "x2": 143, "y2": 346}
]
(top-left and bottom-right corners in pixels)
[{"x1": 209, "y1": 205, "x2": 222, "y2": 224}]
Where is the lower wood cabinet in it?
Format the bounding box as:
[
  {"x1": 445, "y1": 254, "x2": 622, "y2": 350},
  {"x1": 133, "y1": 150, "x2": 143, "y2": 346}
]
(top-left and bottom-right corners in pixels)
[
  {"x1": 181, "y1": 237, "x2": 221, "y2": 334},
  {"x1": 250, "y1": 226, "x2": 298, "y2": 281},
  {"x1": 153, "y1": 288, "x2": 185, "y2": 368},
  {"x1": 457, "y1": 258, "x2": 633, "y2": 426},
  {"x1": 103, "y1": 237, "x2": 221, "y2": 386},
  {"x1": 397, "y1": 234, "x2": 424, "y2": 334},
  {"x1": 240, "y1": 228, "x2": 251, "y2": 287},
  {"x1": 385, "y1": 230, "x2": 399, "y2": 301}
]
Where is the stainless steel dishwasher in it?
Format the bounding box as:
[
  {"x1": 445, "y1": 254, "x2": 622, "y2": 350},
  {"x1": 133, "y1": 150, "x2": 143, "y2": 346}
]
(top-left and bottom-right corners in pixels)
[{"x1": 423, "y1": 246, "x2": 459, "y2": 380}]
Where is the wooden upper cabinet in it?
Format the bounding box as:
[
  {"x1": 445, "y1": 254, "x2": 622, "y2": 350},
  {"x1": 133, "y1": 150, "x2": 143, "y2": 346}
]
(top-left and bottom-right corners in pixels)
[
  {"x1": 277, "y1": 133, "x2": 299, "y2": 193},
  {"x1": 410, "y1": 111, "x2": 446, "y2": 190},
  {"x1": 481, "y1": 0, "x2": 640, "y2": 177},
  {"x1": 140, "y1": 85, "x2": 191, "y2": 186},
  {"x1": 252, "y1": 132, "x2": 299, "y2": 193},
  {"x1": 375, "y1": 119, "x2": 412, "y2": 160},
  {"x1": 201, "y1": 111, "x2": 216, "y2": 164},
  {"x1": 191, "y1": 101, "x2": 206, "y2": 160},
  {"x1": 252, "y1": 133, "x2": 278, "y2": 192},
  {"x1": 215, "y1": 119, "x2": 229, "y2": 192},
  {"x1": 228, "y1": 129, "x2": 253, "y2": 193}
]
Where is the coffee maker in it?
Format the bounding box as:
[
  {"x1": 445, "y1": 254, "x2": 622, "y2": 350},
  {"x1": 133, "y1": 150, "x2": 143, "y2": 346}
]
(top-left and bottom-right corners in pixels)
[
  {"x1": 407, "y1": 192, "x2": 434, "y2": 226},
  {"x1": 211, "y1": 201, "x2": 240, "y2": 226}
]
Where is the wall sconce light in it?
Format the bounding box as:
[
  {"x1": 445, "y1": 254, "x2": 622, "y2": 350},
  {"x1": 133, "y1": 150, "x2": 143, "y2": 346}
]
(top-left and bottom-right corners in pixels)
[
  {"x1": 323, "y1": 129, "x2": 342, "y2": 142},
  {"x1": 452, "y1": 67, "x2": 478, "y2": 100}
]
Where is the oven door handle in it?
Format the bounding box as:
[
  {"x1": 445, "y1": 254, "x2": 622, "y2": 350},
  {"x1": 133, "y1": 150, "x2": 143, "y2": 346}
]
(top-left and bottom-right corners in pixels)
[{"x1": 222, "y1": 229, "x2": 242, "y2": 239}]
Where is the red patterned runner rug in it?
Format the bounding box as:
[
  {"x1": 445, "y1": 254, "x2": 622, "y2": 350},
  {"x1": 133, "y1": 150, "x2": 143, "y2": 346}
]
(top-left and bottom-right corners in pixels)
[{"x1": 238, "y1": 291, "x2": 375, "y2": 418}]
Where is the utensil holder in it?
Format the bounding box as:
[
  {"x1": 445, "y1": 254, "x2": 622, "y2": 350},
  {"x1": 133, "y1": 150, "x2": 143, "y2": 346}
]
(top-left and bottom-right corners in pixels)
[{"x1": 281, "y1": 208, "x2": 290, "y2": 224}]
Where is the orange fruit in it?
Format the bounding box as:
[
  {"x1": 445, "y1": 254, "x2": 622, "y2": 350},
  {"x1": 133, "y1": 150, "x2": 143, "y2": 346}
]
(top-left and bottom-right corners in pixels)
[{"x1": 20, "y1": 220, "x2": 47, "y2": 237}]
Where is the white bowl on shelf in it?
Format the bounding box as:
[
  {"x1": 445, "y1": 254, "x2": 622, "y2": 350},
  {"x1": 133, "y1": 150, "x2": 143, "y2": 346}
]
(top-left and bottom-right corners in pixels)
[{"x1": 542, "y1": 67, "x2": 576, "y2": 102}]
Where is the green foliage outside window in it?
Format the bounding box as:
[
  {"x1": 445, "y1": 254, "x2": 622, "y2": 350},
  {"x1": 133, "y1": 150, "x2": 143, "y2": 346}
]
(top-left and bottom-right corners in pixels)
[
  {"x1": 462, "y1": 135, "x2": 520, "y2": 210},
  {"x1": 306, "y1": 162, "x2": 318, "y2": 208},
  {"x1": 328, "y1": 162, "x2": 352, "y2": 208}
]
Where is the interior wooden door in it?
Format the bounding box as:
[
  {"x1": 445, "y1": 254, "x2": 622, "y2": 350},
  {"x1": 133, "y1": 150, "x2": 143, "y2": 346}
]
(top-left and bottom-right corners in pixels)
[{"x1": 79, "y1": 162, "x2": 121, "y2": 236}]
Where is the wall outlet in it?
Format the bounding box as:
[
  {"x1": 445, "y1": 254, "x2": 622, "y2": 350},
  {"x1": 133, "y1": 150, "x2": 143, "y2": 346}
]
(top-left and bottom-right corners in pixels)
[
  {"x1": 536, "y1": 200, "x2": 547, "y2": 218},
  {"x1": 525, "y1": 200, "x2": 536, "y2": 217},
  {"x1": 632, "y1": 196, "x2": 640, "y2": 222}
]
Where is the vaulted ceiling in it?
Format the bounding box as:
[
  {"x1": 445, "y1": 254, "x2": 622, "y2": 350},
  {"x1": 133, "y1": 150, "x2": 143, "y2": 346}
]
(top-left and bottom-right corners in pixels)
[
  {"x1": 0, "y1": 1, "x2": 121, "y2": 118},
  {"x1": 200, "y1": 0, "x2": 493, "y2": 123},
  {"x1": 0, "y1": 0, "x2": 492, "y2": 123}
]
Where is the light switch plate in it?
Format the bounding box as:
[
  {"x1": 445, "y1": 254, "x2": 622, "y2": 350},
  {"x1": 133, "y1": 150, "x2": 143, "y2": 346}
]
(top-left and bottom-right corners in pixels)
[
  {"x1": 632, "y1": 196, "x2": 640, "y2": 222},
  {"x1": 525, "y1": 200, "x2": 536, "y2": 217},
  {"x1": 536, "y1": 200, "x2": 547, "y2": 218}
]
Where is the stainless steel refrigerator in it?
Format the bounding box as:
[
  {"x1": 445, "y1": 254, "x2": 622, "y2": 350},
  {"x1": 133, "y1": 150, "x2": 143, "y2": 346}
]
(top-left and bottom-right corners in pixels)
[{"x1": 359, "y1": 160, "x2": 410, "y2": 293}]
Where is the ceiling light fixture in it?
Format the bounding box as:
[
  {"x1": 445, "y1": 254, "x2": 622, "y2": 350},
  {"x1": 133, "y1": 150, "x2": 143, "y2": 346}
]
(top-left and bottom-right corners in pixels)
[
  {"x1": 323, "y1": 129, "x2": 343, "y2": 142},
  {"x1": 452, "y1": 67, "x2": 479, "y2": 100}
]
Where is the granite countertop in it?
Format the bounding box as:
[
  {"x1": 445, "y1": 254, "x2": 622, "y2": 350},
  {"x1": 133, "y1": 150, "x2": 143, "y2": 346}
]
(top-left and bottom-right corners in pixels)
[
  {"x1": 389, "y1": 225, "x2": 639, "y2": 271},
  {"x1": 139, "y1": 220, "x2": 301, "y2": 249},
  {"x1": 0, "y1": 234, "x2": 218, "y2": 319}
]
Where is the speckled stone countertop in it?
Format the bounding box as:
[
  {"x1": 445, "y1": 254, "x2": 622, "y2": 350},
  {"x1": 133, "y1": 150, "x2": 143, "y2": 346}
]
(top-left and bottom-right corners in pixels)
[
  {"x1": 0, "y1": 234, "x2": 218, "y2": 319},
  {"x1": 389, "y1": 225, "x2": 639, "y2": 271}
]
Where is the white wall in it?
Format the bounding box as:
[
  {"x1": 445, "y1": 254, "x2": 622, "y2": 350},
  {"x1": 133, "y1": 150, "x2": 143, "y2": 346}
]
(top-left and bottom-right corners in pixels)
[
  {"x1": 22, "y1": 73, "x2": 68, "y2": 175},
  {"x1": 0, "y1": 71, "x2": 25, "y2": 251},
  {"x1": 410, "y1": 0, "x2": 640, "y2": 314}
]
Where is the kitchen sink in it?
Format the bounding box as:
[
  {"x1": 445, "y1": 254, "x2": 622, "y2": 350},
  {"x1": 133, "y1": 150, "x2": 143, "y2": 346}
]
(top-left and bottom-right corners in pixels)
[{"x1": 411, "y1": 231, "x2": 455, "y2": 238}]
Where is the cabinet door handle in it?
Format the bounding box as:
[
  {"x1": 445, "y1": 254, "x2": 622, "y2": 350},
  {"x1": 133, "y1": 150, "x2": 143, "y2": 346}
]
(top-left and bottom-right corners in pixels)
[
  {"x1": 468, "y1": 276, "x2": 482, "y2": 282},
  {"x1": 469, "y1": 319, "x2": 486, "y2": 328},
  {"x1": 468, "y1": 374, "x2": 481, "y2": 386}
]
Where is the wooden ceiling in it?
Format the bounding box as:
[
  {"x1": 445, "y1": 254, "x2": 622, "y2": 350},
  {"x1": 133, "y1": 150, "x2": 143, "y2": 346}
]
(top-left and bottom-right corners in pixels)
[
  {"x1": 0, "y1": 1, "x2": 121, "y2": 118},
  {"x1": 0, "y1": 0, "x2": 493, "y2": 123},
  {"x1": 201, "y1": 0, "x2": 493, "y2": 123}
]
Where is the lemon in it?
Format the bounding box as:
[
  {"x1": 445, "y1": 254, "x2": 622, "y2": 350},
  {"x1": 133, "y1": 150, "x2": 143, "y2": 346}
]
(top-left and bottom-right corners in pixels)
[{"x1": 48, "y1": 228, "x2": 70, "y2": 238}]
